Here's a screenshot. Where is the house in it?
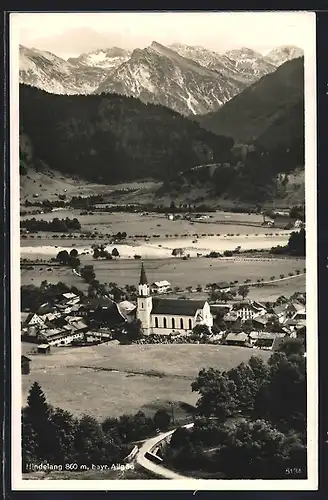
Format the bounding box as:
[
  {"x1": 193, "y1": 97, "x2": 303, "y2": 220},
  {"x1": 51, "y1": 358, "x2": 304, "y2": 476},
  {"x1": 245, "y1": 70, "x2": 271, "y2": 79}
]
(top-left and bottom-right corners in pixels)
[
  {"x1": 250, "y1": 332, "x2": 284, "y2": 350},
  {"x1": 286, "y1": 301, "x2": 305, "y2": 319},
  {"x1": 39, "y1": 325, "x2": 86, "y2": 346},
  {"x1": 222, "y1": 312, "x2": 241, "y2": 330},
  {"x1": 252, "y1": 315, "x2": 270, "y2": 329},
  {"x1": 23, "y1": 313, "x2": 46, "y2": 329},
  {"x1": 232, "y1": 301, "x2": 267, "y2": 321},
  {"x1": 136, "y1": 263, "x2": 213, "y2": 335},
  {"x1": 21, "y1": 325, "x2": 42, "y2": 343},
  {"x1": 151, "y1": 280, "x2": 171, "y2": 294},
  {"x1": 216, "y1": 281, "x2": 231, "y2": 291},
  {"x1": 84, "y1": 298, "x2": 126, "y2": 327},
  {"x1": 291, "y1": 310, "x2": 306, "y2": 322},
  {"x1": 118, "y1": 301, "x2": 137, "y2": 321},
  {"x1": 225, "y1": 332, "x2": 248, "y2": 346},
  {"x1": 273, "y1": 304, "x2": 289, "y2": 324},
  {"x1": 21, "y1": 355, "x2": 31, "y2": 375},
  {"x1": 62, "y1": 292, "x2": 79, "y2": 302},
  {"x1": 37, "y1": 344, "x2": 50, "y2": 354}
]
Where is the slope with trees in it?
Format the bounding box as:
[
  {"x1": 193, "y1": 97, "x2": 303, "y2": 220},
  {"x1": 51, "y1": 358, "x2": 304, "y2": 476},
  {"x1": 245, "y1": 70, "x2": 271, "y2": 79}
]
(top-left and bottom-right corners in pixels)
[
  {"x1": 19, "y1": 84, "x2": 234, "y2": 185},
  {"x1": 163, "y1": 343, "x2": 307, "y2": 479}
]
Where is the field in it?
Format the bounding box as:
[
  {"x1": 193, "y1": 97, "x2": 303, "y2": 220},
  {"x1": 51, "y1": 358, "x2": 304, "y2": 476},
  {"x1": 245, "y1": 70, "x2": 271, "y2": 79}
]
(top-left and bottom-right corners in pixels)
[
  {"x1": 21, "y1": 209, "x2": 291, "y2": 236},
  {"x1": 21, "y1": 254, "x2": 305, "y2": 301},
  {"x1": 22, "y1": 343, "x2": 270, "y2": 421}
]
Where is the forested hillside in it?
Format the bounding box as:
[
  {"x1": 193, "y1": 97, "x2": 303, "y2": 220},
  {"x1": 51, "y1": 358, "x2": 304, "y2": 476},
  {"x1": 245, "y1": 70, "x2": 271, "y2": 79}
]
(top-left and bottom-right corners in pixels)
[
  {"x1": 19, "y1": 85, "x2": 233, "y2": 184},
  {"x1": 196, "y1": 57, "x2": 304, "y2": 147}
]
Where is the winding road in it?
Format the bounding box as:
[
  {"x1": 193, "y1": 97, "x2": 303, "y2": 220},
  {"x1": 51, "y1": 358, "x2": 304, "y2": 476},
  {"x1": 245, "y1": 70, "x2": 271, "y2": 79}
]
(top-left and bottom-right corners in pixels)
[{"x1": 135, "y1": 423, "x2": 195, "y2": 479}]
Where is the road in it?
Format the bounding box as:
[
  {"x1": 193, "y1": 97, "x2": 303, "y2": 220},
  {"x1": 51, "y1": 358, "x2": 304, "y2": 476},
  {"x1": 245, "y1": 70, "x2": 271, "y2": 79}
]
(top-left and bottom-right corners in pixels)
[{"x1": 135, "y1": 423, "x2": 195, "y2": 479}]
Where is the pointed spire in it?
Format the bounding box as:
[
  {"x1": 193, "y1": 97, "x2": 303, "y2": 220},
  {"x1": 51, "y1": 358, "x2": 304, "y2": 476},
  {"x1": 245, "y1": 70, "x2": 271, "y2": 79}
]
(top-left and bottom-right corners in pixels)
[{"x1": 139, "y1": 262, "x2": 148, "y2": 285}]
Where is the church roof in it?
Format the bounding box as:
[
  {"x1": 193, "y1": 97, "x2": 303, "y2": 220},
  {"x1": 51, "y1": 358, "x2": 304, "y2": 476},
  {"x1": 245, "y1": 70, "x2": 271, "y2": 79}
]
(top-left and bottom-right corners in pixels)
[
  {"x1": 151, "y1": 298, "x2": 206, "y2": 316},
  {"x1": 139, "y1": 263, "x2": 148, "y2": 285}
]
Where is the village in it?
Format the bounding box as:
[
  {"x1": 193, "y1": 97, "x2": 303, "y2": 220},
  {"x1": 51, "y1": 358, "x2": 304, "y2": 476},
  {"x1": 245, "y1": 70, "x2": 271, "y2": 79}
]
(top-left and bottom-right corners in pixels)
[{"x1": 21, "y1": 262, "x2": 306, "y2": 375}]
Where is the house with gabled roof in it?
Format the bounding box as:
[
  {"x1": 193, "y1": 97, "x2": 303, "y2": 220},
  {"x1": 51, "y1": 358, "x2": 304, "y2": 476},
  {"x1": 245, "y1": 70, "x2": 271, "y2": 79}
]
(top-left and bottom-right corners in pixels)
[
  {"x1": 225, "y1": 332, "x2": 248, "y2": 346},
  {"x1": 232, "y1": 301, "x2": 267, "y2": 322},
  {"x1": 136, "y1": 263, "x2": 213, "y2": 335},
  {"x1": 23, "y1": 313, "x2": 45, "y2": 328},
  {"x1": 151, "y1": 280, "x2": 171, "y2": 294}
]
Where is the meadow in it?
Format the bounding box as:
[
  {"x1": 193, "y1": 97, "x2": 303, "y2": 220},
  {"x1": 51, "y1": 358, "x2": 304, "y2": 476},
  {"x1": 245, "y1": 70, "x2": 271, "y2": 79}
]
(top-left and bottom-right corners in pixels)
[
  {"x1": 21, "y1": 343, "x2": 270, "y2": 421},
  {"x1": 20, "y1": 209, "x2": 289, "y2": 237},
  {"x1": 20, "y1": 255, "x2": 305, "y2": 301}
]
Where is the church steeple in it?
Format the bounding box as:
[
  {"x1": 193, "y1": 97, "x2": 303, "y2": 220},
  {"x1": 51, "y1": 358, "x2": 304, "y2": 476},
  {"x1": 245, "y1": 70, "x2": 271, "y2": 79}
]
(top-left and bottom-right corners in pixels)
[
  {"x1": 138, "y1": 263, "x2": 150, "y2": 297},
  {"x1": 137, "y1": 262, "x2": 152, "y2": 334},
  {"x1": 139, "y1": 262, "x2": 148, "y2": 285}
]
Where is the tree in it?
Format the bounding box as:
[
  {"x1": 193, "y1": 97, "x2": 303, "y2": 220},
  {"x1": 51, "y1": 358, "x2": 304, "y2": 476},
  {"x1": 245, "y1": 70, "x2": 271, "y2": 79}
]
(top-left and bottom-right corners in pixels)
[
  {"x1": 192, "y1": 324, "x2": 211, "y2": 337},
  {"x1": 238, "y1": 285, "x2": 250, "y2": 300},
  {"x1": 70, "y1": 248, "x2": 78, "y2": 258},
  {"x1": 154, "y1": 409, "x2": 171, "y2": 431},
  {"x1": 112, "y1": 248, "x2": 120, "y2": 259},
  {"x1": 50, "y1": 407, "x2": 78, "y2": 463},
  {"x1": 226, "y1": 362, "x2": 259, "y2": 413},
  {"x1": 170, "y1": 426, "x2": 192, "y2": 449},
  {"x1": 23, "y1": 382, "x2": 58, "y2": 463},
  {"x1": 56, "y1": 250, "x2": 70, "y2": 265},
  {"x1": 74, "y1": 414, "x2": 108, "y2": 465},
  {"x1": 69, "y1": 256, "x2": 80, "y2": 269},
  {"x1": 255, "y1": 353, "x2": 306, "y2": 433},
  {"x1": 120, "y1": 319, "x2": 143, "y2": 344},
  {"x1": 81, "y1": 265, "x2": 96, "y2": 283},
  {"x1": 216, "y1": 419, "x2": 306, "y2": 479},
  {"x1": 191, "y1": 368, "x2": 237, "y2": 420},
  {"x1": 287, "y1": 229, "x2": 305, "y2": 257},
  {"x1": 278, "y1": 338, "x2": 305, "y2": 358},
  {"x1": 93, "y1": 248, "x2": 100, "y2": 259}
]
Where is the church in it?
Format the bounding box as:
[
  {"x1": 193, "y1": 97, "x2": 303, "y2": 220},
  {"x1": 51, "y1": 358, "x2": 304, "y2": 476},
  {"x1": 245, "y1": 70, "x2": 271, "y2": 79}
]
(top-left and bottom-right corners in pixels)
[{"x1": 136, "y1": 263, "x2": 213, "y2": 335}]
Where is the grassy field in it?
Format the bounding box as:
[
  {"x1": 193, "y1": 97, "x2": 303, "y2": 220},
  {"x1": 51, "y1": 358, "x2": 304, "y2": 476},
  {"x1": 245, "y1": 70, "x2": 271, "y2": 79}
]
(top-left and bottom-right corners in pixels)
[
  {"x1": 20, "y1": 255, "x2": 305, "y2": 300},
  {"x1": 22, "y1": 343, "x2": 270, "y2": 421},
  {"x1": 20, "y1": 210, "x2": 288, "y2": 236}
]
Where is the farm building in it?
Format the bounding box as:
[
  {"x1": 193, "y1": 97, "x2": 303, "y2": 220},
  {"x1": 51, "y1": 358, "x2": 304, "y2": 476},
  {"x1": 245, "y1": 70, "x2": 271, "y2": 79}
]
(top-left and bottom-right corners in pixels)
[
  {"x1": 137, "y1": 263, "x2": 213, "y2": 335},
  {"x1": 225, "y1": 332, "x2": 248, "y2": 346},
  {"x1": 21, "y1": 355, "x2": 31, "y2": 375},
  {"x1": 151, "y1": 280, "x2": 171, "y2": 294},
  {"x1": 37, "y1": 344, "x2": 50, "y2": 354},
  {"x1": 232, "y1": 301, "x2": 267, "y2": 321}
]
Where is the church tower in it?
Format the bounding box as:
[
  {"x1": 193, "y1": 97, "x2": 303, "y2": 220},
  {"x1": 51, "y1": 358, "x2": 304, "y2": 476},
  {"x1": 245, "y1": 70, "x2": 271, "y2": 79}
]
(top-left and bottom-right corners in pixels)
[{"x1": 136, "y1": 263, "x2": 152, "y2": 335}]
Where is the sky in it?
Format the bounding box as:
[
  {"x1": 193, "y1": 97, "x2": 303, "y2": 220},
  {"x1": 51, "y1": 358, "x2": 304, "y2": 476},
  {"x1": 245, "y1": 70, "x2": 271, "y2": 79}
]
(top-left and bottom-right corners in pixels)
[{"x1": 12, "y1": 11, "x2": 314, "y2": 59}]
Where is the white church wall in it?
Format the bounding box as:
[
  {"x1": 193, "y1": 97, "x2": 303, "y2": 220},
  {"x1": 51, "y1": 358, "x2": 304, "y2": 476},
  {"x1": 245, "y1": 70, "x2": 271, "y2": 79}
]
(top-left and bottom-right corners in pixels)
[{"x1": 151, "y1": 314, "x2": 194, "y2": 332}]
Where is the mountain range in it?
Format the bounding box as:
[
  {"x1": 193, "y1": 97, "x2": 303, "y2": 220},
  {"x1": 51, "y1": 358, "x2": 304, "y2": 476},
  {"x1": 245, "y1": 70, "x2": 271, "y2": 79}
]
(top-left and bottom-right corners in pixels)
[
  {"x1": 19, "y1": 42, "x2": 303, "y2": 115},
  {"x1": 19, "y1": 53, "x2": 304, "y2": 205}
]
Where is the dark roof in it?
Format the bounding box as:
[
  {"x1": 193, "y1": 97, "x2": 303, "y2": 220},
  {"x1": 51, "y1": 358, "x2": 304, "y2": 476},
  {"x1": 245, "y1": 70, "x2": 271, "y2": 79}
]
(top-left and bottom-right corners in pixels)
[
  {"x1": 82, "y1": 297, "x2": 113, "y2": 309},
  {"x1": 151, "y1": 298, "x2": 206, "y2": 316},
  {"x1": 21, "y1": 355, "x2": 31, "y2": 361},
  {"x1": 139, "y1": 263, "x2": 148, "y2": 285}
]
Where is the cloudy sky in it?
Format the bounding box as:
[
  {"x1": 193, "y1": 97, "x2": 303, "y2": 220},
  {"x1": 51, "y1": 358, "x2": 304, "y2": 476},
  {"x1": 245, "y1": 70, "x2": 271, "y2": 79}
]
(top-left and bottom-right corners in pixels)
[{"x1": 12, "y1": 11, "x2": 314, "y2": 59}]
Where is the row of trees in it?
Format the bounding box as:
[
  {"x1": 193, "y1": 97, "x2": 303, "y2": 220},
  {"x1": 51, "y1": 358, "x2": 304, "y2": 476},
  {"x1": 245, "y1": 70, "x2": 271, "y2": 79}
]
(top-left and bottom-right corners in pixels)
[
  {"x1": 21, "y1": 217, "x2": 81, "y2": 233},
  {"x1": 22, "y1": 382, "x2": 172, "y2": 471}
]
